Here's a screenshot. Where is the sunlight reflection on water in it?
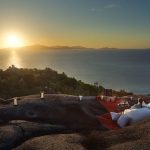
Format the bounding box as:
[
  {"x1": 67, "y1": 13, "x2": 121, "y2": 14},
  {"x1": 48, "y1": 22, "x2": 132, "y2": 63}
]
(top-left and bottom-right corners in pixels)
[{"x1": 7, "y1": 50, "x2": 22, "y2": 68}]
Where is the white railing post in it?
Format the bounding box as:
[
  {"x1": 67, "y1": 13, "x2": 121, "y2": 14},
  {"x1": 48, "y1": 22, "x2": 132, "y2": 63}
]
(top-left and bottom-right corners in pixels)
[
  {"x1": 41, "y1": 91, "x2": 44, "y2": 99},
  {"x1": 79, "y1": 95, "x2": 83, "y2": 101},
  {"x1": 14, "y1": 97, "x2": 18, "y2": 106}
]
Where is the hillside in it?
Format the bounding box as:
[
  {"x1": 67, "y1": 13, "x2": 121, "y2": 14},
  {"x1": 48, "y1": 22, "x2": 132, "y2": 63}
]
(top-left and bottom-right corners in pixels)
[{"x1": 0, "y1": 66, "x2": 103, "y2": 99}]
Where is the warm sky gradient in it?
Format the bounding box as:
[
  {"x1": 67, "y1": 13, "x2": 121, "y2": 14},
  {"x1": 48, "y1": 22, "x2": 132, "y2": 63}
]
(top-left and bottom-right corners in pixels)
[{"x1": 0, "y1": 0, "x2": 150, "y2": 49}]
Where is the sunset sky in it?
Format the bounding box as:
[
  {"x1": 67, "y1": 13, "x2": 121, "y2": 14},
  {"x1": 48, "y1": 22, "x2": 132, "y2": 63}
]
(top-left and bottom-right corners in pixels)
[{"x1": 0, "y1": 0, "x2": 150, "y2": 49}]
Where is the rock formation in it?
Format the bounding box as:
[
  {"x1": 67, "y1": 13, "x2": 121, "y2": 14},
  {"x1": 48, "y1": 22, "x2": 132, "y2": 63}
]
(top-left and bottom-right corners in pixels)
[
  {"x1": 0, "y1": 94, "x2": 150, "y2": 150},
  {"x1": 0, "y1": 94, "x2": 106, "y2": 149}
]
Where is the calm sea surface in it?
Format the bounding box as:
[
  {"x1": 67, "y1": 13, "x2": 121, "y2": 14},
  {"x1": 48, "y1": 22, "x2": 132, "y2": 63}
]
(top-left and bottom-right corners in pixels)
[{"x1": 0, "y1": 48, "x2": 150, "y2": 94}]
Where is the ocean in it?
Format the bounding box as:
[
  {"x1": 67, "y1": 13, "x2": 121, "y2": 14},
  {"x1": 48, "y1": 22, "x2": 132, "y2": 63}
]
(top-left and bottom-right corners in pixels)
[{"x1": 0, "y1": 48, "x2": 150, "y2": 94}]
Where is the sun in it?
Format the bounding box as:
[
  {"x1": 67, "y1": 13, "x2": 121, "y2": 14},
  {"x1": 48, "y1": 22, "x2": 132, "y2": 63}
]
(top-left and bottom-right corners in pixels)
[{"x1": 5, "y1": 33, "x2": 23, "y2": 48}]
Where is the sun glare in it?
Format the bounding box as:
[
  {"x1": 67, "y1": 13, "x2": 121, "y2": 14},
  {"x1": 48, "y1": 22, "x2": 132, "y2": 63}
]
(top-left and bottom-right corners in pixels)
[{"x1": 5, "y1": 33, "x2": 23, "y2": 48}]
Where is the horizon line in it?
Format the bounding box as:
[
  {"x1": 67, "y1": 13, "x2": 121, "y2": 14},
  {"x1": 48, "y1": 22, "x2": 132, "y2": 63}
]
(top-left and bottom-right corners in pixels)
[{"x1": 0, "y1": 44, "x2": 150, "y2": 50}]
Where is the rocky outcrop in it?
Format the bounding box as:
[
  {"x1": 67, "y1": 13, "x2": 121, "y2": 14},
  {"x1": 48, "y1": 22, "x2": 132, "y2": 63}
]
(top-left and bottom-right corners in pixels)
[
  {"x1": 0, "y1": 122, "x2": 67, "y2": 150},
  {"x1": 13, "y1": 133, "x2": 85, "y2": 150},
  {"x1": 82, "y1": 118, "x2": 150, "y2": 150},
  {"x1": 1, "y1": 94, "x2": 149, "y2": 150},
  {"x1": 0, "y1": 94, "x2": 107, "y2": 129},
  {"x1": 11, "y1": 119, "x2": 150, "y2": 150},
  {"x1": 0, "y1": 94, "x2": 107, "y2": 149}
]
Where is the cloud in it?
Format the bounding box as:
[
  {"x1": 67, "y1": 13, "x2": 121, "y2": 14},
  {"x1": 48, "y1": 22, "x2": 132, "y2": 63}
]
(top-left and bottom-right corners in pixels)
[
  {"x1": 89, "y1": 3, "x2": 119, "y2": 13},
  {"x1": 90, "y1": 7, "x2": 103, "y2": 13},
  {"x1": 104, "y1": 4, "x2": 118, "y2": 9},
  {"x1": 91, "y1": 8, "x2": 96, "y2": 12}
]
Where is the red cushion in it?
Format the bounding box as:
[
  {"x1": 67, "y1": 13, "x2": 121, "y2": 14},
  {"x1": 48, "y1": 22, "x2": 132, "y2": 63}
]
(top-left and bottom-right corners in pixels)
[
  {"x1": 97, "y1": 113, "x2": 120, "y2": 130},
  {"x1": 96, "y1": 96, "x2": 123, "y2": 130},
  {"x1": 96, "y1": 96, "x2": 123, "y2": 113}
]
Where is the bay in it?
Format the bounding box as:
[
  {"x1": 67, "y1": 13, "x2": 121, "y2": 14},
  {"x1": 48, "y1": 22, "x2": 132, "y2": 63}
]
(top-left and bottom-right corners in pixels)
[{"x1": 0, "y1": 48, "x2": 150, "y2": 94}]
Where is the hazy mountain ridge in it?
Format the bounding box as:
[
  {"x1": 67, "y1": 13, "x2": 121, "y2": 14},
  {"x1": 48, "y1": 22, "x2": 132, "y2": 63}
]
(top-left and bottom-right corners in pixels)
[{"x1": 1, "y1": 45, "x2": 150, "y2": 51}]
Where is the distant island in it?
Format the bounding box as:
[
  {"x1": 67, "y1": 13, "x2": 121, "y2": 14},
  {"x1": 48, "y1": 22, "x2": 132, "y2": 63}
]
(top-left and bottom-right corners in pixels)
[
  {"x1": 0, "y1": 45, "x2": 116, "y2": 51},
  {"x1": 1, "y1": 45, "x2": 150, "y2": 51}
]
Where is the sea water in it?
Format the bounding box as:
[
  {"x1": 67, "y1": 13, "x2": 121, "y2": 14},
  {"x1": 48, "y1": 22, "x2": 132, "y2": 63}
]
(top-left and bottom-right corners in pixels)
[{"x1": 0, "y1": 48, "x2": 150, "y2": 94}]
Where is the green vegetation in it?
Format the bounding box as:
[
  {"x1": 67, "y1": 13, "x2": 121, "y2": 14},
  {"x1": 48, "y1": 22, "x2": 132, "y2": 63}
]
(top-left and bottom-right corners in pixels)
[
  {"x1": 0, "y1": 65, "x2": 132, "y2": 99},
  {"x1": 0, "y1": 65, "x2": 104, "y2": 99}
]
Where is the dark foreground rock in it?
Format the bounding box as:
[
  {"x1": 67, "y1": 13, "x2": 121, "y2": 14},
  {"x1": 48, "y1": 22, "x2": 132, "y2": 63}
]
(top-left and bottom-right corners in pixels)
[
  {"x1": 0, "y1": 94, "x2": 106, "y2": 129},
  {"x1": 13, "y1": 134, "x2": 85, "y2": 150},
  {"x1": 0, "y1": 121, "x2": 68, "y2": 150},
  {"x1": 0, "y1": 94, "x2": 106, "y2": 149},
  {"x1": 12, "y1": 119, "x2": 150, "y2": 150},
  {"x1": 82, "y1": 118, "x2": 150, "y2": 150}
]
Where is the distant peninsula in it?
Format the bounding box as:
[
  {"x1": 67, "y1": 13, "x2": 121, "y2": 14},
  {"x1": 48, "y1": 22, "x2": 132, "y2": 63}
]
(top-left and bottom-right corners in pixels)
[{"x1": 0, "y1": 65, "x2": 131, "y2": 99}]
